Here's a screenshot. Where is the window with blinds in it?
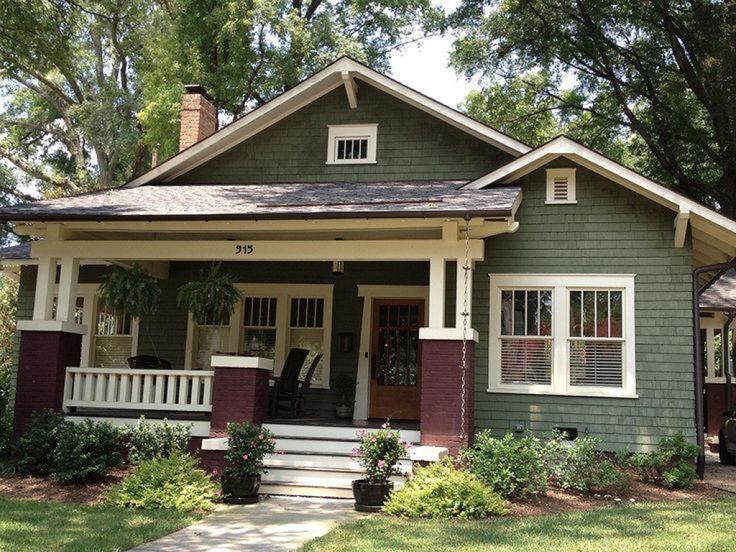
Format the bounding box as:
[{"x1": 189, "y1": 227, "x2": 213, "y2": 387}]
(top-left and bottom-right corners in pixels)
[
  {"x1": 92, "y1": 304, "x2": 135, "y2": 368},
  {"x1": 500, "y1": 289, "x2": 553, "y2": 385},
  {"x1": 289, "y1": 297, "x2": 326, "y2": 382},
  {"x1": 568, "y1": 290, "x2": 623, "y2": 387},
  {"x1": 243, "y1": 297, "x2": 277, "y2": 359}
]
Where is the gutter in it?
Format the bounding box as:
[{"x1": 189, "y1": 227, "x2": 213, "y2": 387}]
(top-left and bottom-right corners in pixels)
[{"x1": 693, "y1": 260, "x2": 736, "y2": 479}]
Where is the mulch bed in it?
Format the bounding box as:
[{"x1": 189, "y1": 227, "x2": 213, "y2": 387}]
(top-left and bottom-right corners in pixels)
[
  {"x1": 511, "y1": 478, "x2": 730, "y2": 517},
  {"x1": 0, "y1": 467, "x2": 131, "y2": 505}
]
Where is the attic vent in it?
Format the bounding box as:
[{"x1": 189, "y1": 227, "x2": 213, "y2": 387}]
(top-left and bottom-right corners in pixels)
[
  {"x1": 326, "y1": 124, "x2": 378, "y2": 165},
  {"x1": 546, "y1": 168, "x2": 577, "y2": 205}
]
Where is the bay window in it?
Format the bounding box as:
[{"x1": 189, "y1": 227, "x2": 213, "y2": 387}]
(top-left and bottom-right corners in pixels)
[{"x1": 489, "y1": 274, "x2": 636, "y2": 398}]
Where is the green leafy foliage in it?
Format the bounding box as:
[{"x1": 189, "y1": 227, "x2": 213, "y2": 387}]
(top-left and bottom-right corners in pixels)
[
  {"x1": 123, "y1": 416, "x2": 191, "y2": 465},
  {"x1": 630, "y1": 432, "x2": 699, "y2": 489},
  {"x1": 462, "y1": 431, "x2": 549, "y2": 499},
  {"x1": 224, "y1": 421, "x2": 276, "y2": 478},
  {"x1": 51, "y1": 419, "x2": 124, "y2": 482},
  {"x1": 0, "y1": 275, "x2": 18, "y2": 458},
  {"x1": 551, "y1": 435, "x2": 630, "y2": 494},
  {"x1": 384, "y1": 458, "x2": 510, "y2": 519},
  {"x1": 98, "y1": 265, "x2": 162, "y2": 318},
  {"x1": 106, "y1": 452, "x2": 218, "y2": 512},
  {"x1": 177, "y1": 263, "x2": 242, "y2": 325},
  {"x1": 334, "y1": 374, "x2": 356, "y2": 406},
  {"x1": 354, "y1": 422, "x2": 407, "y2": 484},
  {"x1": 15, "y1": 410, "x2": 68, "y2": 476}
]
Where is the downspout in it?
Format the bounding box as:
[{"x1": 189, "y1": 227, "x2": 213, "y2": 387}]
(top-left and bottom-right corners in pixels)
[
  {"x1": 693, "y1": 261, "x2": 736, "y2": 479},
  {"x1": 725, "y1": 313, "x2": 735, "y2": 413}
]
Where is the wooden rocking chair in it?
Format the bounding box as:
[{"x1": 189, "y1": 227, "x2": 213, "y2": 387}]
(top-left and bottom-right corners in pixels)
[{"x1": 269, "y1": 348, "x2": 309, "y2": 417}]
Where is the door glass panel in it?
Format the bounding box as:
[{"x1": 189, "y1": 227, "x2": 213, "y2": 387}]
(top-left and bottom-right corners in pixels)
[{"x1": 375, "y1": 302, "x2": 421, "y2": 387}]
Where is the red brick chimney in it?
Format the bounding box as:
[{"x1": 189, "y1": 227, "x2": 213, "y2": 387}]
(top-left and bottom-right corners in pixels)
[{"x1": 179, "y1": 84, "x2": 217, "y2": 151}]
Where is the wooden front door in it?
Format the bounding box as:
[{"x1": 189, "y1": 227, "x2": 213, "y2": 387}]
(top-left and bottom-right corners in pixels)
[{"x1": 369, "y1": 299, "x2": 424, "y2": 420}]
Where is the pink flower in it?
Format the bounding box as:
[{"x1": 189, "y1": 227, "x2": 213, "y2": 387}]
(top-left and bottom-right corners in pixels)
[
  {"x1": 212, "y1": 468, "x2": 219, "y2": 476},
  {"x1": 371, "y1": 437, "x2": 377, "y2": 443},
  {"x1": 387, "y1": 432, "x2": 393, "y2": 438},
  {"x1": 259, "y1": 434, "x2": 265, "y2": 440},
  {"x1": 381, "y1": 422, "x2": 388, "y2": 429},
  {"x1": 351, "y1": 447, "x2": 359, "y2": 454},
  {"x1": 271, "y1": 438, "x2": 276, "y2": 444},
  {"x1": 278, "y1": 450, "x2": 284, "y2": 455},
  {"x1": 242, "y1": 454, "x2": 249, "y2": 460},
  {"x1": 357, "y1": 429, "x2": 366, "y2": 438},
  {"x1": 377, "y1": 460, "x2": 386, "y2": 469},
  {"x1": 404, "y1": 441, "x2": 413, "y2": 449}
]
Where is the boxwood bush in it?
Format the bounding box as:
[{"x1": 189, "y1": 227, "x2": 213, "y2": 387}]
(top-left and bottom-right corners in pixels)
[
  {"x1": 550, "y1": 434, "x2": 630, "y2": 494},
  {"x1": 15, "y1": 410, "x2": 67, "y2": 475},
  {"x1": 384, "y1": 458, "x2": 509, "y2": 519},
  {"x1": 630, "y1": 432, "x2": 699, "y2": 489},
  {"x1": 51, "y1": 418, "x2": 124, "y2": 481},
  {"x1": 123, "y1": 416, "x2": 191, "y2": 464},
  {"x1": 463, "y1": 431, "x2": 550, "y2": 499},
  {"x1": 106, "y1": 452, "x2": 218, "y2": 512}
]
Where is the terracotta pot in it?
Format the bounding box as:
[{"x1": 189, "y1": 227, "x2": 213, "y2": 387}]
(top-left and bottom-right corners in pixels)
[
  {"x1": 352, "y1": 479, "x2": 393, "y2": 513},
  {"x1": 221, "y1": 473, "x2": 261, "y2": 504}
]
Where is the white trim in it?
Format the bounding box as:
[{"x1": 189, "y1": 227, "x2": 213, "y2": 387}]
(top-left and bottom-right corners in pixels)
[
  {"x1": 462, "y1": 136, "x2": 736, "y2": 254},
  {"x1": 341, "y1": 71, "x2": 358, "y2": 108},
  {"x1": 700, "y1": 314, "x2": 732, "y2": 384},
  {"x1": 325, "y1": 124, "x2": 378, "y2": 164},
  {"x1": 66, "y1": 416, "x2": 211, "y2": 438},
  {"x1": 545, "y1": 168, "x2": 577, "y2": 205},
  {"x1": 355, "y1": 285, "x2": 429, "y2": 421},
  {"x1": 418, "y1": 327, "x2": 479, "y2": 342},
  {"x1": 488, "y1": 273, "x2": 637, "y2": 399},
  {"x1": 17, "y1": 320, "x2": 87, "y2": 334},
  {"x1": 210, "y1": 355, "x2": 274, "y2": 370},
  {"x1": 123, "y1": 57, "x2": 530, "y2": 188}
]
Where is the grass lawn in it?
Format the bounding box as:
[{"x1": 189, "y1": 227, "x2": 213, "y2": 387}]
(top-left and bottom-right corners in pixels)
[
  {"x1": 302, "y1": 497, "x2": 736, "y2": 552},
  {"x1": 0, "y1": 496, "x2": 200, "y2": 552}
]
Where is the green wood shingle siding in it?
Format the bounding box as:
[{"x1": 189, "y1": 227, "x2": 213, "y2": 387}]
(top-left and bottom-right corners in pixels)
[
  {"x1": 475, "y1": 160, "x2": 695, "y2": 450},
  {"x1": 169, "y1": 81, "x2": 512, "y2": 185}
]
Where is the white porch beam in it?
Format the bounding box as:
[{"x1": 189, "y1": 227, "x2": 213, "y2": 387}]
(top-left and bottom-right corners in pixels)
[
  {"x1": 428, "y1": 257, "x2": 446, "y2": 328},
  {"x1": 674, "y1": 209, "x2": 690, "y2": 249},
  {"x1": 32, "y1": 256, "x2": 57, "y2": 321},
  {"x1": 455, "y1": 258, "x2": 473, "y2": 329},
  {"x1": 56, "y1": 257, "x2": 80, "y2": 324},
  {"x1": 341, "y1": 71, "x2": 358, "y2": 108},
  {"x1": 32, "y1": 239, "x2": 485, "y2": 263}
]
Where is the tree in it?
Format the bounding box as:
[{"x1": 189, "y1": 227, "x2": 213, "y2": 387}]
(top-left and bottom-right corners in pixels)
[
  {"x1": 138, "y1": 0, "x2": 444, "y2": 159},
  {"x1": 0, "y1": 274, "x2": 18, "y2": 456},
  {"x1": 450, "y1": 0, "x2": 736, "y2": 215},
  {"x1": 0, "y1": 0, "x2": 156, "y2": 195}
]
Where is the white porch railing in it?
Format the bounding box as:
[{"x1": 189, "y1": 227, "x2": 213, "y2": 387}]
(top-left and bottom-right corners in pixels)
[{"x1": 63, "y1": 367, "x2": 214, "y2": 412}]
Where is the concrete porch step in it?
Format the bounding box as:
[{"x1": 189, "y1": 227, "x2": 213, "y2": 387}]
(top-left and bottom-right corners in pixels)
[
  {"x1": 263, "y1": 422, "x2": 421, "y2": 443},
  {"x1": 265, "y1": 452, "x2": 412, "y2": 472},
  {"x1": 259, "y1": 483, "x2": 355, "y2": 500},
  {"x1": 262, "y1": 467, "x2": 405, "y2": 489}
]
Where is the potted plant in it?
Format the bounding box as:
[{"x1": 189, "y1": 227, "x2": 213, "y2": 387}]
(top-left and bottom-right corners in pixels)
[
  {"x1": 220, "y1": 421, "x2": 277, "y2": 504},
  {"x1": 177, "y1": 263, "x2": 242, "y2": 325},
  {"x1": 334, "y1": 374, "x2": 356, "y2": 419},
  {"x1": 352, "y1": 421, "x2": 407, "y2": 512},
  {"x1": 97, "y1": 264, "x2": 161, "y2": 318}
]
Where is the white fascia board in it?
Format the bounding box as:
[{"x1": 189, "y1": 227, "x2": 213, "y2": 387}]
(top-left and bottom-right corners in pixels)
[
  {"x1": 465, "y1": 136, "x2": 736, "y2": 243},
  {"x1": 124, "y1": 58, "x2": 531, "y2": 188}
]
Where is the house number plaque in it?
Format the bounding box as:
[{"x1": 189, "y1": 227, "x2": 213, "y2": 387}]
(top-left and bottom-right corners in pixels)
[{"x1": 235, "y1": 244, "x2": 254, "y2": 255}]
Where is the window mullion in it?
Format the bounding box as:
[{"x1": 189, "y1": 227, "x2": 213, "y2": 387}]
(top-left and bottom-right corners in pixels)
[{"x1": 552, "y1": 285, "x2": 567, "y2": 394}]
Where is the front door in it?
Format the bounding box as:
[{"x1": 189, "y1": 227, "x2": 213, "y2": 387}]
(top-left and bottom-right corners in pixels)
[{"x1": 369, "y1": 299, "x2": 424, "y2": 420}]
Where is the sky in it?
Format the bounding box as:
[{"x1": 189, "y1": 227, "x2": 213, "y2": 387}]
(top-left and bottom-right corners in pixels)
[{"x1": 389, "y1": 0, "x2": 476, "y2": 108}]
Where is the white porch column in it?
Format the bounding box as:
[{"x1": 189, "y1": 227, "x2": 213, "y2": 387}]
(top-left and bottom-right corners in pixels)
[
  {"x1": 33, "y1": 256, "x2": 58, "y2": 321},
  {"x1": 428, "y1": 256, "x2": 446, "y2": 328},
  {"x1": 455, "y1": 258, "x2": 473, "y2": 329},
  {"x1": 56, "y1": 257, "x2": 80, "y2": 324}
]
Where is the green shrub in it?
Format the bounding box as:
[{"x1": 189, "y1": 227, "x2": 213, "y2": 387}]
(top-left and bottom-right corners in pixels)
[
  {"x1": 384, "y1": 458, "x2": 509, "y2": 519},
  {"x1": 355, "y1": 422, "x2": 407, "y2": 484},
  {"x1": 123, "y1": 416, "x2": 191, "y2": 464},
  {"x1": 15, "y1": 410, "x2": 67, "y2": 475},
  {"x1": 51, "y1": 419, "x2": 123, "y2": 482},
  {"x1": 630, "y1": 432, "x2": 699, "y2": 489},
  {"x1": 551, "y1": 435, "x2": 629, "y2": 494},
  {"x1": 463, "y1": 431, "x2": 549, "y2": 499},
  {"x1": 224, "y1": 421, "x2": 276, "y2": 477},
  {"x1": 106, "y1": 452, "x2": 218, "y2": 512}
]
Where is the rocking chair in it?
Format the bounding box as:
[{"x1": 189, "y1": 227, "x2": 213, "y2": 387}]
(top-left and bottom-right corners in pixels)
[{"x1": 269, "y1": 348, "x2": 309, "y2": 417}]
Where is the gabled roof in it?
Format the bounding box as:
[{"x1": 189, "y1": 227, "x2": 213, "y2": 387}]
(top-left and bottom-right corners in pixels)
[
  {"x1": 124, "y1": 57, "x2": 531, "y2": 188},
  {"x1": 701, "y1": 269, "x2": 736, "y2": 312},
  {"x1": 0, "y1": 182, "x2": 522, "y2": 221},
  {"x1": 463, "y1": 136, "x2": 736, "y2": 268}
]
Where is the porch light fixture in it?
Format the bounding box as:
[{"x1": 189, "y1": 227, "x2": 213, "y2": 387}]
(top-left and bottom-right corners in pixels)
[{"x1": 332, "y1": 261, "x2": 345, "y2": 275}]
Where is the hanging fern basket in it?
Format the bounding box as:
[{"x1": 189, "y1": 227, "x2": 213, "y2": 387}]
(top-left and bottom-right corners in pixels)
[
  {"x1": 177, "y1": 263, "x2": 242, "y2": 325},
  {"x1": 97, "y1": 265, "x2": 162, "y2": 318}
]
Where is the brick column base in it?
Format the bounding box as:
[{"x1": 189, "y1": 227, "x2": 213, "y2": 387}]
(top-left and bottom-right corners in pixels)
[
  {"x1": 420, "y1": 338, "x2": 475, "y2": 455},
  {"x1": 12, "y1": 330, "x2": 82, "y2": 440},
  {"x1": 210, "y1": 362, "x2": 270, "y2": 435}
]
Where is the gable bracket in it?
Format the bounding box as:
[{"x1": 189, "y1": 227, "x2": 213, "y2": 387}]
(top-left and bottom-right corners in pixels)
[
  {"x1": 341, "y1": 71, "x2": 358, "y2": 109},
  {"x1": 674, "y1": 209, "x2": 690, "y2": 248}
]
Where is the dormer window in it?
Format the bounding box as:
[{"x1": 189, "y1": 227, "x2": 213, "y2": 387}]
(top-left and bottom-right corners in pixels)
[
  {"x1": 546, "y1": 168, "x2": 577, "y2": 204},
  {"x1": 326, "y1": 124, "x2": 378, "y2": 164}
]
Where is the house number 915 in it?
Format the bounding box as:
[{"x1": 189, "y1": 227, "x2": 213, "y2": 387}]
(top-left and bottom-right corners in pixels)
[{"x1": 235, "y1": 245, "x2": 254, "y2": 255}]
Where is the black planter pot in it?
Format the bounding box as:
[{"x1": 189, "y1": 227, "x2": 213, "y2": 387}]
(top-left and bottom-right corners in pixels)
[
  {"x1": 221, "y1": 473, "x2": 261, "y2": 504},
  {"x1": 352, "y1": 479, "x2": 393, "y2": 513}
]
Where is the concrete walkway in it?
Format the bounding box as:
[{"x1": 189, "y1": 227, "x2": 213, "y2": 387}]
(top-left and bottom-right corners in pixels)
[
  {"x1": 705, "y1": 451, "x2": 736, "y2": 494},
  {"x1": 130, "y1": 496, "x2": 362, "y2": 552}
]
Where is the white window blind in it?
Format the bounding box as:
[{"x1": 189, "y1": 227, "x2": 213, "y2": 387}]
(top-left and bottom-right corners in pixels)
[{"x1": 243, "y1": 297, "x2": 277, "y2": 359}]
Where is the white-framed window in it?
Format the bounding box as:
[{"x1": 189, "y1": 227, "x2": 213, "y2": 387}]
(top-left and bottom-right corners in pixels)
[
  {"x1": 184, "y1": 284, "x2": 333, "y2": 387},
  {"x1": 326, "y1": 124, "x2": 378, "y2": 164},
  {"x1": 701, "y1": 314, "x2": 734, "y2": 383},
  {"x1": 545, "y1": 168, "x2": 577, "y2": 204},
  {"x1": 489, "y1": 274, "x2": 636, "y2": 398}
]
